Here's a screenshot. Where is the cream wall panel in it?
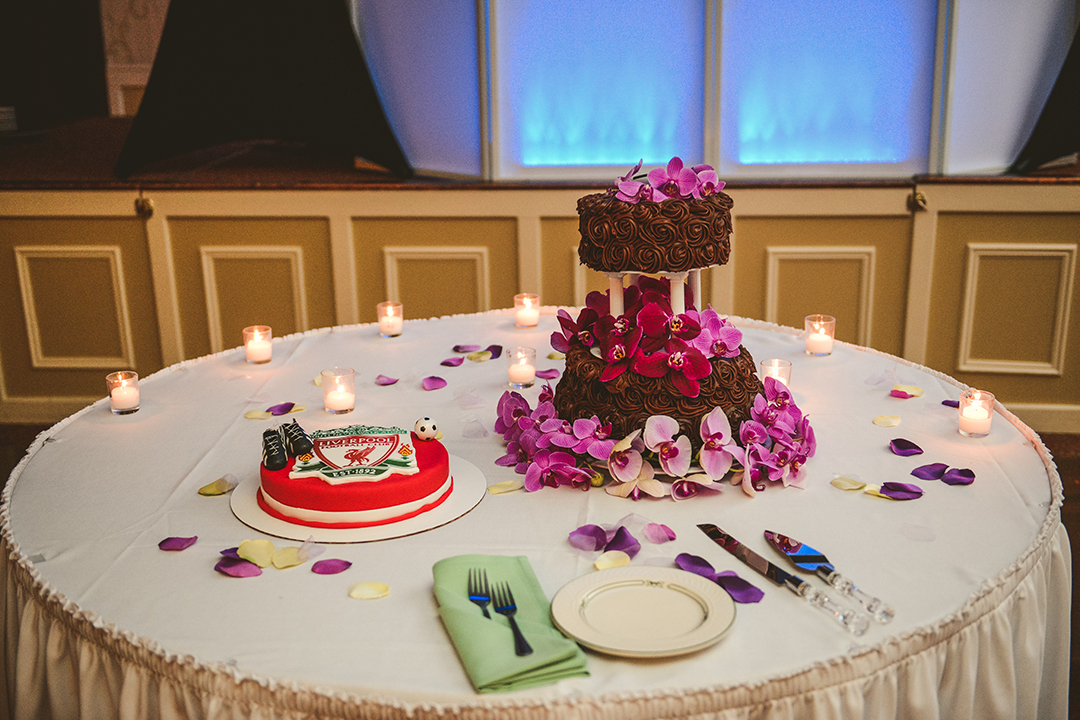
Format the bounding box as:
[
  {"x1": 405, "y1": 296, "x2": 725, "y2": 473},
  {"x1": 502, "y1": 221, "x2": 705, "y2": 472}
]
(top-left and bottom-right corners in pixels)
[{"x1": 383, "y1": 246, "x2": 491, "y2": 314}]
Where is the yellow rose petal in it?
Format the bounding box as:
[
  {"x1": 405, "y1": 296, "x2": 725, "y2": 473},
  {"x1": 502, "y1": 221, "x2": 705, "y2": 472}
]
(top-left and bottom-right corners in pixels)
[
  {"x1": 863, "y1": 484, "x2": 893, "y2": 499},
  {"x1": 547, "y1": 351, "x2": 566, "y2": 360},
  {"x1": 893, "y1": 384, "x2": 924, "y2": 397},
  {"x1": 487, "y1": 479, "x2": 524, "y2": 495},
  {"x1": 238, "y1": 539, "x2": 275, "y2": 568},
  {"x1": 313, "y1": 375, "x2": 323, "y2": 386},
  {"x1": 467, "y1": 350, "x2": 493, "y2": 363},
  {"x1": 272, "y1": 546, "x2": 303, "y2": 569},
  {"x1": 348, "y1": 582, "x2": 390, "y2": 599},
  {"x1": 245, "y1": 410, "x2": 272, "y2": 420},
  {"x1": 594, "y1": 550, "x2": 631, "y2": 570},
  {"x1": 831, "y1": 476, "x2": 867, "y2": 491},
  {"x1": 287, "y1": 405, "x2": 305, "y2": 414},
  {"x1": 198, "y1": 474, "x2": 237, "y2": 496},
  {"x1": 873, "y1": 415, "x2": 902, "y2": 427}
]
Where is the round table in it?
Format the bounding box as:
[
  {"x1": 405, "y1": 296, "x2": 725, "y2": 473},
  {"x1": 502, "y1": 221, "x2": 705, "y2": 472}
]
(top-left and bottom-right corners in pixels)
[{"x1": 1, "y1": 311, "x2": 1069, "y2": 719}]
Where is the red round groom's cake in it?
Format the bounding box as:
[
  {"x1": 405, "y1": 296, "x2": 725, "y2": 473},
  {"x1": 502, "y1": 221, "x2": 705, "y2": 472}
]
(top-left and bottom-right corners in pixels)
[{"x1": 258, "y1": 426, "x2": 453, "y2": 529}]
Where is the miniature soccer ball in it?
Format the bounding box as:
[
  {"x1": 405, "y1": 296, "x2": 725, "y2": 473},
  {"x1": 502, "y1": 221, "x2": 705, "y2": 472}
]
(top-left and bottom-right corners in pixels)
[{"x1": 414, "y1": 417, "x2": 438, "y2": 441}]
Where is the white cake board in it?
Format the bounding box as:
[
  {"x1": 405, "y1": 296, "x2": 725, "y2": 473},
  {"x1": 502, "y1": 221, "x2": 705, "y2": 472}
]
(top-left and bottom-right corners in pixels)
[{"x1": 230, "y1": 455, "x2": 487, "y2": 543}]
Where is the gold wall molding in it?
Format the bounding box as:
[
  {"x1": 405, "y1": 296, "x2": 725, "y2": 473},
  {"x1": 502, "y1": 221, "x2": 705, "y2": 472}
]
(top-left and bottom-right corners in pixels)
[
  {"x1": 764, "y1": 245, "x2": 876, "y2": 347},
  {"x1": 382, "y1": 245, "x2": 491, "y2": 311},
  {"x1": 14, "y1": 245, "x2": 136, "y2": 370},
  {"x1": 199, "y1": 245, "x2": 309, "y2": 354},
  {"x1": 957, "y1": 242, "x2": 1077, "y2": 376}
]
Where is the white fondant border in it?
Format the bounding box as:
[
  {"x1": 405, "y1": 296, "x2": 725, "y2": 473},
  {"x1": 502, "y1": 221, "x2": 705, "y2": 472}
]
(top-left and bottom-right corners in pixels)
[{"x1": 229, "y1": 456, "x2": 486, "y2": 543}]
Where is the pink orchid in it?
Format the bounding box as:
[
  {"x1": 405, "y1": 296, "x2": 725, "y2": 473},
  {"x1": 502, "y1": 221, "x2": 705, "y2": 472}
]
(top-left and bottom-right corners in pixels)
[
  {"x1": 671, "y1": 473, "x2": 720, "y2": 501},
  {"x1": 643, "y1": 415, "x2": 692, "y2": 477},
  {"x1": 524, "y1": 449, "x2": 592, "y2": 491},
  {"x1": 699, "y1": 406, "x2": 737, "y2": 480},
  {"x1": 647, "y1": 157, "x2": 698, "y2": 201},
  {"x1": 607, "y1": 429, "x2": 645, "y2": 483},
  {"x1": 494, "y1": 391, "x2": 531, "y2": 441},
  {"x1": 633, "y1": 338, "x2": 712, "y2": 398},
  {"x1": 605, "y1": 459, "x2": 667, "y2": 500},
  {"x1": 690, "y1": 308, "x2": 742, "y2": 359},
  {"x1": 691, "y1": 167, "x2": 725, "y2": 198},
  {"x1": 730, "y1": 443, "x2": 782, "y2": 497},
  {"x1": 571, "y1": 417, "x2": 615, "y2": 460}
]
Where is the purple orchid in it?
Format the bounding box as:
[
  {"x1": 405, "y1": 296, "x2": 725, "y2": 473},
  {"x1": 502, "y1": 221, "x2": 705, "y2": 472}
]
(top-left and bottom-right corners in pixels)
[
  {"x1": 524, "y1": 449, "x2": 592, "y2": 491},
  {"x1": 536, "y1": 417, "x2": 575, "y2": 450},
  {"x1": 647, "y1": 157, "x2": 698, "y2": 201},
  {"x1": 690, "y1": 309, "x2": 742, "y2": 359},
  {"x1": 494, "y1": 391, "x2": 531, "y2": 441},
  {"x1": 739, "y1": 420, "x2": 770, "y2": 447},
  {"x1": 633, "y1": 338, "x2": 712, "y2": 398},
  {"x1": 691, "y1": 166, "x2": 725, "y2": 198},
  {"x1": 551, "y1": 307, "x2": 600, "y2": 353},
  {"x1": 571, "y1": 417, "x2": 615, "y2": 460},
  {"x1": 494, "y1": 430, "x2": 539, "y2": 474},
  {"x1": 607, "y1": 429, "x2": 645, "y2": 483},
  {"x1": 643, "y1": 415, "x2": 692, "y2": 477},
  {"x1": 699, "y1": 406, "x2": 737, "y2": 479},
  {"x1": 730, "y1": 443, "x2": 782, "y2": 497}
]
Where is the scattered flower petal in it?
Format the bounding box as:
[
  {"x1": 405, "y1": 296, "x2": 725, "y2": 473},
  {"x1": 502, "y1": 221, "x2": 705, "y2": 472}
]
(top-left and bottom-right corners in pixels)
[
  {"x1": 873, "y1": 415, "x2": 902, "y2": 427},
  {"x1": 271, "y1": 546, "x2": 303, "y2": 569},
  {"x1": 245, "y1": 410, "x2": 272, "y2": 420},
  {"x1": 831, "y1": 476, "x2": 867, "y2": 491},
  {"x1": 942, "y1": 467, "x2": 976, "y2": 486},
  {"x1": 891, "y1": 385, "x2": 924, "y2": 398},
  {"x1": 453, "y1": 344, "x2": 482, "y2": 353},
  {"x1": 312, "y1": 559, "x2": 352, "y2": 575},
  {"x1": 547, "y1": 351, "x2": 565, "y2": 360},
  {"x1": 911, "y1": 462, "x2": 949, "y2": 480},
  {"x1": 467, "y1": 350, "x2": 492, "y2": 362},
  {"x1": 422, "y1": 376, "x2": 447, "y2": 391},
  {"x1": 348, "y1": 581, "x2": 390, "y2": 599},
  {"x1": 237, "y1": 539, "x2": 275, "y2": 568},
  {"x1": 879, "y1": 482, "x2": 924, "y2": 500},
  {"x1": 375, "y1": 374, "x2": 398, "y2": 386},
  {"x1": 535, "y1": 368, "x2": 560, "y2": 379},
  {"x1": 594, "y1": 550, "x2": 630, "y2": 570},
  {"x1": 199, "y1": 474, "x2": 237, "y2": 496},
  {"x1": 643, "y1": 523, "x2": 676, "y2": 543},
  {"x1": 569, "y1": 524, "x2": 609, "y2": 552},
  {"x1": 267, "y1": 402, "x2": 295, "y2": 416},
  {"x1": 942, "y1": 399, "x2": 960, "y2": 408},
  {"x1": 313, "y1": 375, "x2": 323, "y2": 387},
  {"x1": 441, "y1": 357, "x2": 464, "y2": 367},
  {"x1": 158, "y1": 536, "x2": 197, "y2": 551},
  {"x1": 605, "y1": 526, "x2": 641, "y2": 558},
  {"x1": 214, "y1": 557, "x2": 262, "y2": 577},
  {"x1": 220, "y1": 547, "x2": 241, "y2": 559},
  {"x1": 485, "y1": 345, "x2": 503, "y2": 359},
  {"x1": 889, "y1": 438, "x2": 924, "y2": 456},
  {"x1": 488, "y1": 479, "x2": 524, "y2": 494},
  {"x1": 863, "y1": 484, "x2": 889, "y2": 499},
  {"x1": 674, "y1": 553, "x2": 763, "y2": 603}
]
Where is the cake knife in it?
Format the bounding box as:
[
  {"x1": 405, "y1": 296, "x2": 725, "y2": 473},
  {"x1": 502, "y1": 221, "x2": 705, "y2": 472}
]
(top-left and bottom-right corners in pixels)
[
  {"x1": 764, "y1": 530, "x2": 895, "y2": 624},
  {"x1": 697, "y1": 524, "x2": 869, "y2": 636}
]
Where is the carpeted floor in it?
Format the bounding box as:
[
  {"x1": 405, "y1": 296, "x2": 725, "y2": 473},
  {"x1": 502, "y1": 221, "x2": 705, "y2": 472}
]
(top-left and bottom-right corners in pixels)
[{"x1": 1, "y1": 424, "x2": 1077, "y2": 714}]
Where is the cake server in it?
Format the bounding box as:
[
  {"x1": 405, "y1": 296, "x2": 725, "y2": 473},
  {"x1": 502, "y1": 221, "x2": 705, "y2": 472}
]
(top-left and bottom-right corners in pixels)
[
  {"x1": 764, "y1": 530, "x2": 895, "y2": 623},
  {"x1": 697, "y1": 524, "x2": 869, "y2": 636}
]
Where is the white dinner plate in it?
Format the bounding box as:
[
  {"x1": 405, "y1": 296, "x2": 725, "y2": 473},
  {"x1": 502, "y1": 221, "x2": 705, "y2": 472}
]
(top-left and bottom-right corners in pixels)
[{"x1": 550, "y1": 566, "x2": 736, "y2": 658}]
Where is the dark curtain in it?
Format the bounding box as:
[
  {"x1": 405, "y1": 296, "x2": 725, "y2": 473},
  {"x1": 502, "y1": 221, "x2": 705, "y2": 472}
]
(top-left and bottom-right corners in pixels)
[{"x1": 1009, "y1": 27, "x2": 1079, "y2": 174}]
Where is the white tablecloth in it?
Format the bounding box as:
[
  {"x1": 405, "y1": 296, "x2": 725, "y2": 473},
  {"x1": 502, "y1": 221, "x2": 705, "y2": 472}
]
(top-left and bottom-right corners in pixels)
[{"x1": 1, "y1": 311, "x2": 1070, "y2": 719}]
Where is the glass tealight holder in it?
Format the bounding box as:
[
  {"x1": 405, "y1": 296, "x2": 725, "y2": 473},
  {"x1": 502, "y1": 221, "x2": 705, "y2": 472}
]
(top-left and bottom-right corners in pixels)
[
  {"x1": 322, "y1": 367, "x2": 356, "y2": 414},
  {"x1": 106, "y1": 370, "x2": 140, "y2": 415},
  {"x1": 804, "y1": 314, "x2": 836, "y2": 356},
  {"x1": 243, "y1": 325, "x2": 273, "y2": 364},
  {"x1": 377, "y1": 301, "x2": 404, "y2": 337},
  {"x1": 958, "y1": 389, "x2": 994, "y2": 438},
  {"x1": 760, "y1": 358, "x2": 792, "y2": 388},
  {"x1": 514, "y1": 293, "x2": 540, "y2": 328},
  {"x1": 507, "y1": 346, "x2": 537, "y2": 389}
]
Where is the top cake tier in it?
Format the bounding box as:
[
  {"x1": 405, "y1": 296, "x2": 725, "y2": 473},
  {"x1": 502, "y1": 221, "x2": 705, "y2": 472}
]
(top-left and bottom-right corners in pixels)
[{"x1": 576, "y1": 190, "x2": 734, "y2": 274}]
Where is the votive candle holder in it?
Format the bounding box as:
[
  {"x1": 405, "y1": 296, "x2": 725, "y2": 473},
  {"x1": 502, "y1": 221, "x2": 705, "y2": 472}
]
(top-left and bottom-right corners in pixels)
[
  {"x1": 514, "y1": 293, "x2": 540, "y2": 328},
  {"x1": 322, "y1": 367, "x2": 356, "y2": 414},
  {"x1": 106, "y1": 370, "x2": 140, "y2": 415},
  {"x1": 507, "y1": 347, "x2": 537, "y2": 389},
  {"x1": 377, "y1": 301, "x2": 403, "y2": 337},
  {"x1": 958, "y1": 389, "x2": 994, "y2": 438},
  {"x1": 243, "y1": 325, "x2": 272, "y2": 364},
  {"x1": 760, "y1": 358, "x2": 792, "y2": 388},
  {"x1": 805, "y1": 315, "x2": 836, "y2": 356}
]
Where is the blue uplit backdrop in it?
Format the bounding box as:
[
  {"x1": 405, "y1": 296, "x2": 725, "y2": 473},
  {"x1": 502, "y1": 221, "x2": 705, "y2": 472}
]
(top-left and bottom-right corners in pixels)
[
  {"x1": 722, "y1": 1, "x2": 937, "y2": 172},
  {"x1": 495, "y1": 1, "x2": 704, "y2": 170}
]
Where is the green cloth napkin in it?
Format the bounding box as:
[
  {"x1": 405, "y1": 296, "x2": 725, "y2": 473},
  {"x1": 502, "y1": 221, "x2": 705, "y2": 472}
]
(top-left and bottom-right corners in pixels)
[{"x1": 433, "y1": 554, "x2": 588, "y2": 693}]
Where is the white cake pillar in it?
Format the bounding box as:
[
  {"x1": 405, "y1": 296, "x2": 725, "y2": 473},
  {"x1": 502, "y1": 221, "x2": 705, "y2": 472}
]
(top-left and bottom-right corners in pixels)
[
  {"x1": 689, "y1": 269, "x2": 702, "y2": 310},
  {"x1": 606, "y1": 273, "x2": 625, "y2": 317},
  {"x1": 669, "y1": 272, "x2": 688, "y2": 316}
]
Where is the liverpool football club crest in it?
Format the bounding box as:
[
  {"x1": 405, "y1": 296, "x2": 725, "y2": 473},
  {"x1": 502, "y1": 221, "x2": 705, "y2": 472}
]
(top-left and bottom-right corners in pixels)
[{"x1": 290, "y1": 425, "x2": 419, "y2": 484}]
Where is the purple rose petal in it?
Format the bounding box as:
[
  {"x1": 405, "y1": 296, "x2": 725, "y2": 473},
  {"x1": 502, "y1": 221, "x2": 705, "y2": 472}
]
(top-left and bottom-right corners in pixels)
[
  {"x1": 889, "y1": 438, "x2": 924, "y2": 456},
  {"x1": 568, "y1": 524, "x2": 609, "y2": 552},
  {"x1": 890, "y1": 390, "x2": 915, "y2": 399},
  {"x1": 535, "y1": 368, "x2": 560, "y2": 380},
  {"x1": 713, "y1": 571, "x2": 765, "y2": 604},
  {"x1": 674, "y1": 553, "x2": 716, "y2": 578},
  {"x1": 942, "y1": 467, "x2": 976, "y2": 486},
  {"x1": 220, "y1": 547, "x2": 241, "y2": 559},
  {"x1": 311, "y1": 559, "x2": 352, "y2": 575},
  {"x1": 453, "y1": 344, "x2": 482, "y2": 353},
  {"x1": 485, "y1": 344, "x2": 503, "y2": 359},
  {"x1": 422, "y1": 376, "x2": 447, "y2": 391},
  {"x1": 375, "y1": 374, "x2": 398, "y2": 386},
  {"x1": 605, "y1": 525, "x2": 641, "y2": 559},
  {"x1": 441, "y1": 357, "x2": 464, "y2": 367},
  {"x1": 879, "y1": 482, "x2": 924, "y2": 500},
  {"x1": 158, "y1": 536, "x2": 197, "y2": 551},
  {"x1": 942, "y1": 399, "x2": 960, "y2": 408},
  {"x1": 643, "y1": 522, "x2": 676, "y2": 543},
  {"x1": 214, "y1": 557, "x2": 262, "y2": 577},
  {"x1": 911, "y1": 462, "x2": 949, "y2": 480},
  {"x1": 267, "y1": 402, "x2": 296, "y2": 416}
]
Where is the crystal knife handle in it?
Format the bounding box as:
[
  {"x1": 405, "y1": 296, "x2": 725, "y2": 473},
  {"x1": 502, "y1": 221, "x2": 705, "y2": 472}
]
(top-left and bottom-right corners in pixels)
[
  {"x1": 785, "y1": 578, "x2": 870, "y2": 636},
  {"x1": 818, "y1": 569, "x2": 895, "y2": 624}
]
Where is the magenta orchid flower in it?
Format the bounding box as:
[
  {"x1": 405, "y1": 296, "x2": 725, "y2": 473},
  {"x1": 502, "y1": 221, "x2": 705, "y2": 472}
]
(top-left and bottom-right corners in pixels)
[
  {"x1": 647, "y1": 157, "x2": 698, "y2": 201},
  {"x1": 691, "y1": 167, "x2": 725, "y2": 198},
  {"x1": 691, "y1": 309, "x2": 742, "y2": 359},
  {"x1": 551, "y1": 307, "x2": 600, "y2": 353},
  {"x1": 671, "y1": 473, "x2": 720, "y2": 501},
  {"x1": 598, "y1": 326, "x2": 643, "y2": 382},
  {"x1": 699, "y1": 406, "x2": 736, "y2": 479},
  {"x1": 494, "y1": 429, "x2": 540, "y2": 474},
  {"x1": 607, "y1": 429, "x2": 645, "y2": 483},
  {"x1": 643, "y1": 415, "x2": 692, "y2": 477},
  {"x1": 524, "y1": 449, "x2": 592, "y2": 491},
  {"x1": 730, "y1": 443, "x2": 781, "y2": 497},
  {"x1": 614, "y1": 160, "x2": 648, "y2": 203},
  {"x1": 633, "y1": 338, "x2": 712, "y2": 398},
  {"x1": 494, "y1": 391, "x2": 531, "y2": 441},
  {"x1": 571, "y1": 417, "x2": 615, "y2": 460}
]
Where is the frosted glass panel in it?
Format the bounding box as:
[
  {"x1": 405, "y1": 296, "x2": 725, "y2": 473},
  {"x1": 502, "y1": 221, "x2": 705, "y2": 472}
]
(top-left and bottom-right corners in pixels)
[
  {"x1": 720, "y1": 1, "x2": 937, "y2": 177},
  {"x1": 492, "y1": 1, "x2": 705, "y2": 180}
]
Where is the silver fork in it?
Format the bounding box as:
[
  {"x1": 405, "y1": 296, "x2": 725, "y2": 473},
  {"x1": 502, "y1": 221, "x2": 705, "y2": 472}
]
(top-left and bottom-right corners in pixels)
[
  {"x1": 493, "y1": 582, "x2": 533, "y2": 656},
  {"x1": 468, "y1": 568, "x2": 491, "y2": 618}
]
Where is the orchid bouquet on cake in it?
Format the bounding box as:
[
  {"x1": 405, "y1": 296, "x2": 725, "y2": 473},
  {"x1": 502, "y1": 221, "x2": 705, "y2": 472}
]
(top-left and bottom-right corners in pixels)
[{"x1": 612, "y1": 157, "x2": 725, "y2": 204}]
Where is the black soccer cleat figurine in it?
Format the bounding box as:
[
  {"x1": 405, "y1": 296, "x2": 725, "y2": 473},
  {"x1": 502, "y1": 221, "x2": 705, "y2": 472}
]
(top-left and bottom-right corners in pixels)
[
  {"x1": 262, "y1": 428, "x2": 288, "y2": 471},
  {"x1": 282, "y1": 419, "x2": 313, "y2": 457}
]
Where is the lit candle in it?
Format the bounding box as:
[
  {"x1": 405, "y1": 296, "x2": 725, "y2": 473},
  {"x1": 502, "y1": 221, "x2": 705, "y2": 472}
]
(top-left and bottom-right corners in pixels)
[
  {"x1": 507, "y1": 346, "x2": 536, "y2": 389},
  {"x1": 322, "y1": 367, "x2": 356, "y2": 414},
  {"x1": 806, "y1": 331, "x2": 833, "y2": 355},
  {"x1": 243, "y1": 325, "x2": 272, "y2": 364},
  {"x1": 959, "y1": 389, "x2": 994, "y2": 437},
  {"x1": 324, "y1": 388, "x2": 356, "y2": 413},
  {"x1": 760, "y1": 359, "x2": 792, "y2": 387},
  {"x1": 514, "y1": 293, "x2": 540, "y2": 328},
  {"x1": 110, "y1": 384, "x2": 140, "y2": 411},
  {"x1": 377, "y1": 302, "x2": 403, "y2": 337},
  {"x1": 804, "y1": 315, "x2": 836, "y2": 356},
  {"x1": 106, "y1": 370, "x2": 140, "y2": 415}
]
